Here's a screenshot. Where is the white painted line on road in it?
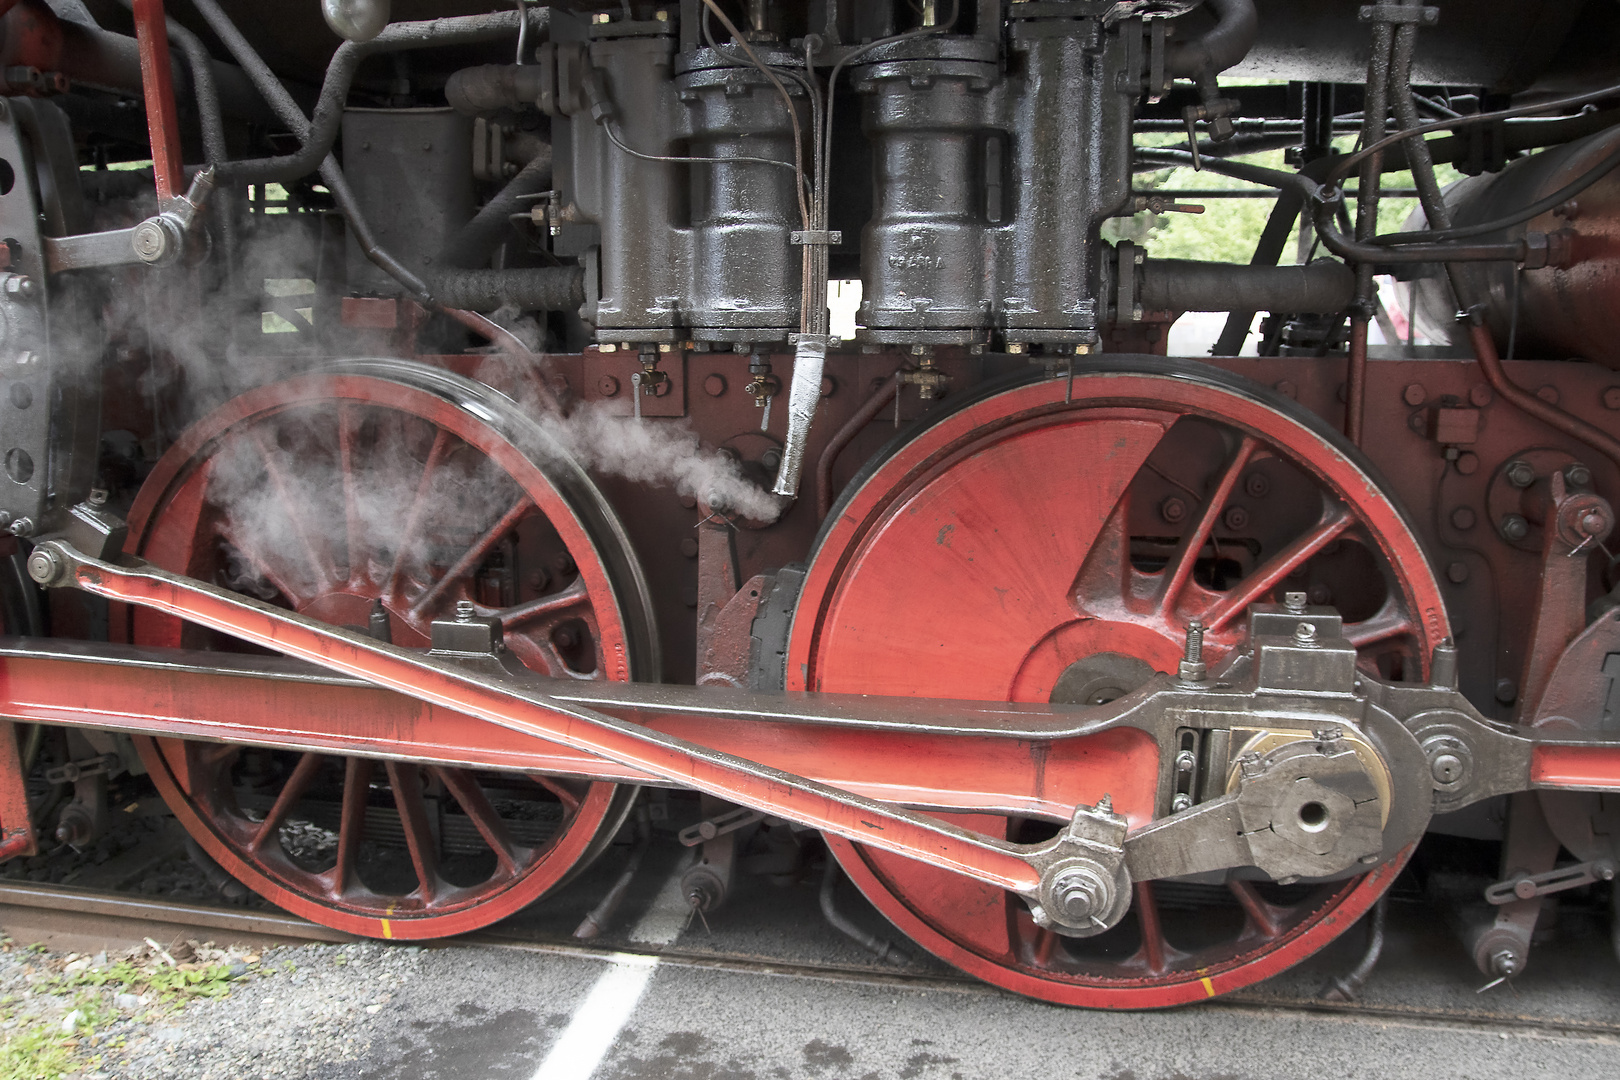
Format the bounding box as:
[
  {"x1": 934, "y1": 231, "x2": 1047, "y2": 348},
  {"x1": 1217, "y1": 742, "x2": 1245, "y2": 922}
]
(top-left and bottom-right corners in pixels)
[{"x1": 529, "y1": 860, "x2": 691, "y2": 1080}]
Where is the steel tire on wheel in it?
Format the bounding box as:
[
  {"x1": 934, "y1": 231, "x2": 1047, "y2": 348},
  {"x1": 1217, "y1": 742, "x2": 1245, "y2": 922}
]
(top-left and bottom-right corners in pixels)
[
  {"x1": 121, "y1": 360, "x2": 659, "y2": 939},
  {"x1": 789, "y1": 360, "x2": 1448, "y2": 1008}
]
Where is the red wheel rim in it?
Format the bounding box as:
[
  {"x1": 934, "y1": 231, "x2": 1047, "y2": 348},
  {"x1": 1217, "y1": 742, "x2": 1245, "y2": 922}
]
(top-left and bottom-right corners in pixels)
[
  {"x1": 790, "y1": 366, "x2": 1446, "y2": 1007},
  {"x1": 122, "y1": 368, "x2": 654, "y2": 939}
]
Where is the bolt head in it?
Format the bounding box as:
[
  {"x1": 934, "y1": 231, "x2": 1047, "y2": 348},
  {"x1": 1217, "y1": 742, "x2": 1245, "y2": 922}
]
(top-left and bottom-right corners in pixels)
[
  {"x1": 1603, "y1": 387, "x2": 1620, "y2": 410},
  {"x1": 1170, "y1": 793, "x2": 1192, "y2": 813},
  {"x1": 1293, "y1": 621, "x2": 1318, "y2": 645},
  {"x1": 454, "y1": 600, "x2": 475, "y2": 623},
  {"x1": 1159, "y1": 496, "x2": 1187, "y2": 524},
  {"x1": 1430, "y1": 752, "x2": 1464, "y2": 785},
  {"x1": 3, "y1": 275, "x2": 34, "y2": 299},
  {"x1": 1505, "y1": 460, "x2": 1536, "y2": 488},
  {"x1": 8, "y1": 516, "x2": 32, "y2": 537},
  {"x1": 131, "y1": 219, "x2": 170, "y2": 263},
  {"x1": 25, "y1": 546, "x2": 61, "y2": 585},
  {"x1": 1499, "y1": 514, "x2": 1530, "y2": 542},
  {"x1": 1050, "y1": 866, "x2": 1108, "y2": 923},
  {"x1": 1567, "y1": 464, "x2": 1593, "y2": 488}
]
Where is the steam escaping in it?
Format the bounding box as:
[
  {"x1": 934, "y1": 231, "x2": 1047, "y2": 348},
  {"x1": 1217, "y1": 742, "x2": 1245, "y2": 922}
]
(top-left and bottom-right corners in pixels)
[
  {"x1": 534, "y1": 402, "x2": 783, "y2": 524},
  {"x1": 203, "y1": 407, "x2": 524, "y2": 607}
]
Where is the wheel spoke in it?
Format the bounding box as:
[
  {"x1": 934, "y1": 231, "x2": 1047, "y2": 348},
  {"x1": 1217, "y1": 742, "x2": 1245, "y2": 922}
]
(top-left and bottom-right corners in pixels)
[
  {"x1": 339, "y1": 405, "x2": 367, "y2": 585},
  {"x1": 385, "y1": 762, "x2": 440, "y2": 903},
  {"x1": 247, "y1": 427, "x2": 336, "y2": 593},
  {"x1": 1343, "y1": 594, "x2": 1416, "y2": 651},
  {"x1": 249, "y1": 752, "x2": 322, "y2": 853},
  {"x1": 1201, "y1": 504, "x2": 1354, "y2": 633},
  {"x1": 410, "y1": 496, "x2": 535, "y2": 619},
  {"x1": 1227, "y1": 879, "x2": 1282, "y2": 939},
  {"x1": 330, "y1": 757, "x2": 372, "y2": 898},
  {"x1": 499, "y1": 577, "x2": 591, "y2": 633},
  {"x1": 1157, "y1": 436, "x2": 1259, "y2": 617},
  {"x1": 1133, "y1": 880, "x2": 1171, "y2": 975},
  {"x1": 434, "y1": 767, "x2": 520, "y2": 877},
  {"x1": 531, "y1": 774, "x2": 582, "y2": 815},
  {"x1": 388, "y1": 428, "x2": 455, "y2": 592}
]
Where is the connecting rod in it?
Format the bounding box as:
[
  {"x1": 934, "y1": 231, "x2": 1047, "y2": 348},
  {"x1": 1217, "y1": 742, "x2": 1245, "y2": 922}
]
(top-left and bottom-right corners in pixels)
[{"x1": 24, "y1": 535, "x2": 1109, "y2": 920}]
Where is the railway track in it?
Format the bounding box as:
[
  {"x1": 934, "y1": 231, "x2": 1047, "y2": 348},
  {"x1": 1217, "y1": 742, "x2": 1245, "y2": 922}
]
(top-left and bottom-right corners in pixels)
[{"x1": 5, "y1": 876, "x2": 1619, "y2": 1042}]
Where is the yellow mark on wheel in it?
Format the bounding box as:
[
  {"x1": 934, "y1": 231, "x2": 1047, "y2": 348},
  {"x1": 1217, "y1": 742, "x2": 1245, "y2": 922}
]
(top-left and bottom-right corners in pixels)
[
  {"x1": 381, "y1": 919, "x2": 393, "y2": 940},
  {"x1": 1201, "y1": 977, "x2": 1215, "y2": 997}
]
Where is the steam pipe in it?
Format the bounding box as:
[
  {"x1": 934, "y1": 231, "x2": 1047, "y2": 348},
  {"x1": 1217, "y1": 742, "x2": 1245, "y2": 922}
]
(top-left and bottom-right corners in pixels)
[
  {"x1": 1138, "y1": 259, "x2": 1354, "y2": 314},
  {"x1": 438, "y1": 150, "x2": 553, "y2": 269},
  {"x1": 1164, "y1": 0, "x2": 1259, "y2": 79},
  {"x1": 215, "y1": 7, "x2": 551, "y2": 185},
  {"x1": 188, "y1": 0, "x2": 429, "y2": 300},
  {"x1": 429, "y1": 266, "x2": 583, "y2": 312}
]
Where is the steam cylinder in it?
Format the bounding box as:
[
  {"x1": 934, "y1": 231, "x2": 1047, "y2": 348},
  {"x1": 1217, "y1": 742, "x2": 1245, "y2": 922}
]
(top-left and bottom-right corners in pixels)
[
  {"x1": 854, "y1": 39, "x2": 999, "y2": 345},
  {"x1": 677, "y1": 49, "x2": 806, "y2": 343},
  {"x1": 999, "y1": 20, "x2": 1135, "y2": 346},
  {"x1": 567, "y1": 29, "x2": 686, "y2": 340}
]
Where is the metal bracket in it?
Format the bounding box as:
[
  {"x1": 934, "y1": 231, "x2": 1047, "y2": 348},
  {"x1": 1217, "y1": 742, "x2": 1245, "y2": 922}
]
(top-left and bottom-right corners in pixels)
[
  {"x1": 42, "y1": 753, "x2": 121, "y2": 786},
  {"x1": 1486, "y1": 858, "x2": 1617, "y2": 905},
  {"x1": 678, "y1": 805, "x2": 766, "y2": 847},
  {"x1": 1357, "y1": 5, "x2": 1439, "y2": 24},
  {"x1": 43, "y1": 166, "x2": 216, "y2": 274},
  {"x1": 790, "y1": 230, "x2": 843, "y2": 246}
]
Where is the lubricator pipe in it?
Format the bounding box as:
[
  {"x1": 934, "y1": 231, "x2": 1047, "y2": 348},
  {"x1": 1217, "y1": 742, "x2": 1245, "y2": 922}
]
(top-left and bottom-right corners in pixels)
[
  {"x1": 213, "y1": 7, "x2": 550, "y2": 184},
  {"x1": 1165, "y1": 0, "x2": 1260, "y2": 79},
  {"x1": 429, "y1": 266, "x2": 583, "y2": 312},
  {"x1": 1139, "y1": 259, "x2": 1353, "y2": 314}
]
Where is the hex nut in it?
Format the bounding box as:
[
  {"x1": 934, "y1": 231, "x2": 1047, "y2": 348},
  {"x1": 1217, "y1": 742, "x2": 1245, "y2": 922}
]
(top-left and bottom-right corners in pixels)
[
  {"x1": 1499, "y1": 514, "x2": 1530, "y2": 542},
  {"x1": 1505, "y1": 460, "x2": 1536, "y2": 489}
]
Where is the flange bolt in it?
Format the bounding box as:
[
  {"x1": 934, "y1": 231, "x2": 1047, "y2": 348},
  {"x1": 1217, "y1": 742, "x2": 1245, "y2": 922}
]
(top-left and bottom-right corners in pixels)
[{"x1": 1505, "y1": 460, "x2": 1535, "y2": 488}]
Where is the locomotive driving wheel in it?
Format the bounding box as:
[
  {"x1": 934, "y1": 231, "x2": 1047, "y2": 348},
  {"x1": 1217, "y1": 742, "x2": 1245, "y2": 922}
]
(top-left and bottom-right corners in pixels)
[
  {"x1": 121, "y1": 361, "x2": 658, "y2": 939},
  {"x1": 788, "y1": 361, "x2": 1448, "y2": 1008}
]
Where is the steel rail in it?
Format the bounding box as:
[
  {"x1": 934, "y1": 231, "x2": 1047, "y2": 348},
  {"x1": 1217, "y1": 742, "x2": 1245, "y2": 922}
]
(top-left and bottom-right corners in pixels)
[
  {"x1": 28, "y1": 544, "x2": 1052, "y2": 898},
  {"x1": 6, "y1": 878, "x2": 1620, "y2": 1037}
]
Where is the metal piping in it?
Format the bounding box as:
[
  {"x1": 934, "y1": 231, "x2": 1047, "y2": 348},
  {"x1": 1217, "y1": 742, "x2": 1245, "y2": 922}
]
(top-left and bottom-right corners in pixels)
[
  {"x1": 429, "y1": 266, "x2": 583, "y2": 312},
  {"x1": 1164, "y1": 0, "x2": 1260, "y2": 79},
  {"x1": 187, "y1": 0, "x2": 430, "y2": 300},
  {"x1": 1139, "y1": 259, "x2": 1354, "y2": 315},
  {"x1": 1467, "y1": 321, "x2": 1620, "y2": 475},
  {"x1": 438, "y1": 150, "x2": 553, "y2": 270},
  {"x1": 215, "y1": 7, "x2": 551, "y2": 185}
]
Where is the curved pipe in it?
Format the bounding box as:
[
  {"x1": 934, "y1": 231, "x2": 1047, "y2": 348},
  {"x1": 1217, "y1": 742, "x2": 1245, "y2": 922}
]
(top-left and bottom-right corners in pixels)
[
  {"x1": 215, "y1": 7, "x2": 550, "y2": 185},
  {"x1": 1165, "y1": 0, "x2": 1259, "y2": 79},
  {"x1": 1468, "y1": 322, "x2": 1620, "y2": 474},
  {"x1": 189, "y1": 0, "x2": 429, "y2": 299},
  {"x1": 816, "y1": 372, "x2": 901, "y2": 521},
  {"x1": 438, "y1": 150, "x2": 552, "y2": 269}
]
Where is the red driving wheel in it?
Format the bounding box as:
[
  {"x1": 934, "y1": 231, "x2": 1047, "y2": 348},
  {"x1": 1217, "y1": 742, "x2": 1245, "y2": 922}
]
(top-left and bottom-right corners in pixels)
[
  {"x1": 789, "y1": 362, "x2": 1447, "y2": 1007},
  {"x1": 121, "y1": 362, "x2": 658, "y2": 939}
]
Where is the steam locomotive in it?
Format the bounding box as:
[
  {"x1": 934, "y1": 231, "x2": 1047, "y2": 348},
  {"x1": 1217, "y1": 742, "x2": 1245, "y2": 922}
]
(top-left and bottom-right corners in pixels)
[{"x1": 0, "y1": 0, "x2": 1617, "y2": 1009}]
